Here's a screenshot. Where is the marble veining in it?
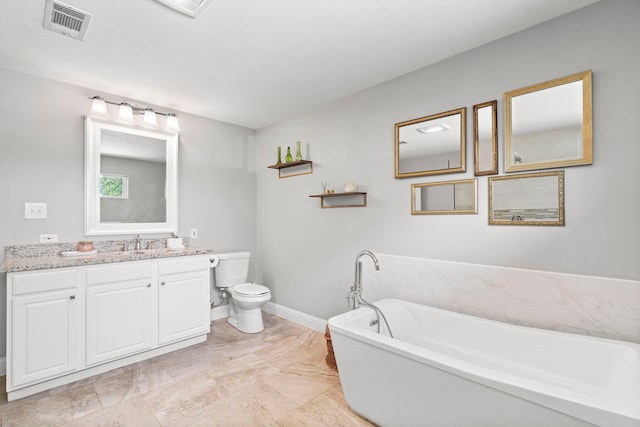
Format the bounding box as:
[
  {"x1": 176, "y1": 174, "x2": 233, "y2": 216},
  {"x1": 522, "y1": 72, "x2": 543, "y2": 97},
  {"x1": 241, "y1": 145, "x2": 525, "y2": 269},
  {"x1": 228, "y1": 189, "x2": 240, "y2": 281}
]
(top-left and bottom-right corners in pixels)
[
  {"x1": 1, "y1": 238, "x2": 211, "y2": 273},
  {"x1": 362, "y1": 254, "x2": 640, "y2": 344}
]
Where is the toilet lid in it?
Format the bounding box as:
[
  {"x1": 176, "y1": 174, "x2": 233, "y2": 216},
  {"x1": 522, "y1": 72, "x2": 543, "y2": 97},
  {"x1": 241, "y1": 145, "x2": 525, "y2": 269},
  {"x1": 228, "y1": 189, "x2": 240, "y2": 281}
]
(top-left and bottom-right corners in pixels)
[{"x1": 232, "y1": 283, "x2": 270, "y2": 296}]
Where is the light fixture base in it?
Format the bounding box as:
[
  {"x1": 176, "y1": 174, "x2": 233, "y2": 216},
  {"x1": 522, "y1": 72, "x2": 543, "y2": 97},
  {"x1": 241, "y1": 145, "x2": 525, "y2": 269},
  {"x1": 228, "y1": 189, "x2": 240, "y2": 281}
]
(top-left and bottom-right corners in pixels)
[{"x1": 154, "y1": 0, "x2": 214, "y2": 18}]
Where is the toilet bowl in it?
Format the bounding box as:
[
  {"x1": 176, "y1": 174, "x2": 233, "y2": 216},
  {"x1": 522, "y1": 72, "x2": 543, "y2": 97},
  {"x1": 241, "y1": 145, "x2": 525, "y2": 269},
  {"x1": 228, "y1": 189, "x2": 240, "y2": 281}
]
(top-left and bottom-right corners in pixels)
[
  {"x1": 227, "y1": 283, "x2": 271, "y2": 333},
  {"x1": 211, "y1": 252, "x2": 271, "y2": 333}
]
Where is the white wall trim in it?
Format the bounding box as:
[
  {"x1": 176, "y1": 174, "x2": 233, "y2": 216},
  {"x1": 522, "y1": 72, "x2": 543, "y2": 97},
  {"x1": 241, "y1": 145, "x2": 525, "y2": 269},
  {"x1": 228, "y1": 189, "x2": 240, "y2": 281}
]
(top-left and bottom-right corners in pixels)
[
  {"x1": 263, "y1": 301, "x2": 327, "y2": 332},
  {"x1": 211, "y1": 302, "x2": 326, "y2": 332}
]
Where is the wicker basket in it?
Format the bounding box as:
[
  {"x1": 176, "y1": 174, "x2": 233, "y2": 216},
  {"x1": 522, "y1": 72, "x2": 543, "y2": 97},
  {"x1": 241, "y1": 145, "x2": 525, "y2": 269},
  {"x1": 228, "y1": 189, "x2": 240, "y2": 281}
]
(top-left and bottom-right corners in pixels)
[{"x1": 324, "y1": 325, "x2": 338, "y2": 371}]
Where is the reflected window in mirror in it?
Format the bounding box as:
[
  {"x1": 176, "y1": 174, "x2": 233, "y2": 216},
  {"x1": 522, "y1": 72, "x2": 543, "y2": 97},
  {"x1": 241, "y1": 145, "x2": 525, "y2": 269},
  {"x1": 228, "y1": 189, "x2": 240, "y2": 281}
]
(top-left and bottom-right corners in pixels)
[
  {"x1": 395, "y1": 107, "x2": 466, "y2": 178},
  {"x1": 505, "y1": 70, "x2": 592, "y2": 172},
  {"x1": 100, "y1": 173, "x2": 129, "y2": 199},
  {"x1": 473, "y1": 100, "x2": 498, "y2": 176},
  {"x1": 411, "y1": 179, "x2": 477, "y2": 215},
  {"x1": 85, "y1": 117, "x2": 178, "y2": 236}
]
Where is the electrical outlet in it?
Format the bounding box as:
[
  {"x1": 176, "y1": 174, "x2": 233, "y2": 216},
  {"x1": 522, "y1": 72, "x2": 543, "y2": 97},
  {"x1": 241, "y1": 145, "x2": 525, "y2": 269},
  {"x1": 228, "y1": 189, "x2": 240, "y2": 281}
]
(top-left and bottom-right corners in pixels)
[
  {"x1": 190, "y1": 228, "x2": 198, "y2": 239},
  {"x1": 40, "y1": 234, "x2": 58, "y2": 243},
  {"x1": 25, "y1": 202, "x2": 47, "y2": 219}
]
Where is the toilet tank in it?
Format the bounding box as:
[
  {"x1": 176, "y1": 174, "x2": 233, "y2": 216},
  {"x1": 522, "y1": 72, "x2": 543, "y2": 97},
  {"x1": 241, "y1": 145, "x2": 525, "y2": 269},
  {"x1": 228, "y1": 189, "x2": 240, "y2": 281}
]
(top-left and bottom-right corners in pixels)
[{"x1": 213, "y1": 251, "x2": 251, "y2": 287}]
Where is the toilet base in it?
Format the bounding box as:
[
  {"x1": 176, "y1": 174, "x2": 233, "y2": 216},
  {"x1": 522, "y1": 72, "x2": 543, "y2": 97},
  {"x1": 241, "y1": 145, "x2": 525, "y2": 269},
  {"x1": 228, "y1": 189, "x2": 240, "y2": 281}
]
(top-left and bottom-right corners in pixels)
[{"x1": 228, "y1": 302, "x2": 265, "y2": 333}]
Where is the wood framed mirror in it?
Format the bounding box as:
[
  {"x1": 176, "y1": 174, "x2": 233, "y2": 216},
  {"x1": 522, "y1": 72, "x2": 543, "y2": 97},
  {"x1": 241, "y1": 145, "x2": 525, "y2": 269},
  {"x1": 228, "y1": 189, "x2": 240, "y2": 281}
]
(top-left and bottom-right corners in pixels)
[
  {"x1": 395, "y1": 107, "x2": 466, "y2": 178},
  {"x1": 504, "y1": 70, "x2": 592, "y2": 172},
  {"x1": 488, "y1": 171, "x2": 564, "y2": 226},
  {"x1": 473, "y1": 100, "x2": 498, "y2": 176},
  {"x1": 411, "y1": 178, "x2": 477, "y2": 215},
  {"x1": 85, "y1": 117, "x2": 178, "y2": 236}
]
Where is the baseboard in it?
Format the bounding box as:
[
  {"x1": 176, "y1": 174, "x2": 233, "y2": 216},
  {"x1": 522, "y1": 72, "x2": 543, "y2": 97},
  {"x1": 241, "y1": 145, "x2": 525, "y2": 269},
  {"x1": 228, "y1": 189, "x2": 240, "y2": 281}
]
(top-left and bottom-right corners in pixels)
[
  {"x1": 0, "y1": 357, "x2": 5, "y2": 376},
  {"x1": 263, "y1": 301, "x2": 326, "y2": 332}
]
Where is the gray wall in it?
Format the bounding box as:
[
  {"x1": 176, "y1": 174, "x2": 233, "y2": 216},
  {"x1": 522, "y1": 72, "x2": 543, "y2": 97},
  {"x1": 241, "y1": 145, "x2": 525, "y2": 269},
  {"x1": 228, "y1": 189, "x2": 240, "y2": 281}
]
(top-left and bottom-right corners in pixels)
[
  {"x1": 100, "y1": 156, "x2": 167, "y2": 223},
  {"x1": 0, "y1": 68, "x2": 257, "y2": 358},
  {"x1": 256, "y1": 0, "x2": 640, "y2": 320}
]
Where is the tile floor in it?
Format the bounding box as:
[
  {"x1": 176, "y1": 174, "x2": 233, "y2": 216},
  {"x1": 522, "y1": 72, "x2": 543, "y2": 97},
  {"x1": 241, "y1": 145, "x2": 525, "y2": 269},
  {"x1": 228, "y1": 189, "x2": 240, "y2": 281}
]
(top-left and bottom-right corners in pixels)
[{"x1": 0, "y1": 313, "x2": 374, "y2": 426}]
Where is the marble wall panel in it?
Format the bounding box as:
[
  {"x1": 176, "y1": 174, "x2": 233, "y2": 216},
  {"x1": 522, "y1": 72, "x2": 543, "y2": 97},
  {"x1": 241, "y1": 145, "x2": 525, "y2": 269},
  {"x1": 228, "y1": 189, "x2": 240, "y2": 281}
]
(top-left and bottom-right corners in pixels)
[{"x1": 362, "y1": 254, "x2": 640, "y2": 344}]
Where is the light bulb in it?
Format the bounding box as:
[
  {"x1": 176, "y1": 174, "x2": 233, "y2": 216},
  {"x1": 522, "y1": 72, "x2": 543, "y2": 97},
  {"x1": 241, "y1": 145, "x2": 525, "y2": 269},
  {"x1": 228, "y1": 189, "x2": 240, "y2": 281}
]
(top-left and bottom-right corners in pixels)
[
  {"x1": 165, "y1": 113, "x2": 180, "y2": 131},
  {"x1": 90, "y1": 96, "x2": 109, "y2": 116},
  {"x1": 118, "y1": 103, "x2": 134, "y2": 123},
  {"x1": 143, "y1": 108, "x2": 158, "y2": 127}
]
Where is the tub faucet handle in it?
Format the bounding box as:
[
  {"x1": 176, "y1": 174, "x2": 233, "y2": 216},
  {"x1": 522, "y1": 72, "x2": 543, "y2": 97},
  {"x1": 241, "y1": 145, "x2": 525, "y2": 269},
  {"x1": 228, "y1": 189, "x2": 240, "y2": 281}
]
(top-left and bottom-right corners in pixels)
[{"x1": 346, "y1": 286, "x2": 360, "y2": 310}]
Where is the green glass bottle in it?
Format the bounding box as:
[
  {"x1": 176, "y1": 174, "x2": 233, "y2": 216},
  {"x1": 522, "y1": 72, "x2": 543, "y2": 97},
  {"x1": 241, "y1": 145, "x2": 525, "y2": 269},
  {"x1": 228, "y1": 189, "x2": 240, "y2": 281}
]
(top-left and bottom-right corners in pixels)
[
  {"x1": 295, "y1": 141, "x2": 303, "y2": 161},
  {"x1": 275, "y1": 146, "x2": 282, "y2": 165},
  {"x1": 285, "y1": 146, "x2": 293, "y2": 163}
]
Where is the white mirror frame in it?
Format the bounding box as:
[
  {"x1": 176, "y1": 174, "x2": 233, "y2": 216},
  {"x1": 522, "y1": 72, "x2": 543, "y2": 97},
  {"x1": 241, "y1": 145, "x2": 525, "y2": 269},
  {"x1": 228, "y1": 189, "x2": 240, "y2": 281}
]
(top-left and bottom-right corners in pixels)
[{"x1": 84, "y1": 116, "x2": 178, "y2": 236}]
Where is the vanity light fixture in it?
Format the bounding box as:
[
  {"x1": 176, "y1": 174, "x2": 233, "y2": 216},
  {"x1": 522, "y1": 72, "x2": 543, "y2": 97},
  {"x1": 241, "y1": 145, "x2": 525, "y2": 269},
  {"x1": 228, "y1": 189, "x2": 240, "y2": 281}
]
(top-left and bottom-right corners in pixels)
[
  {"x1": 417, "y1": 123, "x2": 452, "y2": 133},
  {"x1": 143, "y1": 108, "x2": 159, "y2": 127},
  {"x1": 165, "y1": 113, "x2": 181, "y2": 131},
  {"x1": 88, "y1": 96, "x2": 180, "y2": 131},
  {"x1": 89, "y1": 96, "x2": 108, "y2": 116},
  {"x1": 117, "y1": 103, "x2": 135, "y2": 124}
]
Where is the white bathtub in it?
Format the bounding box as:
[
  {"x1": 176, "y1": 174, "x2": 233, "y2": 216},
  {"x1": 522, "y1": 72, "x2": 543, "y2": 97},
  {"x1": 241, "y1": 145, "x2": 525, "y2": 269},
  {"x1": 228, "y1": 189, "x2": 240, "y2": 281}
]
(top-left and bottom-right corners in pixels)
[{"x1": 328, "y1": 299, "x2": 640, "y2": 427}]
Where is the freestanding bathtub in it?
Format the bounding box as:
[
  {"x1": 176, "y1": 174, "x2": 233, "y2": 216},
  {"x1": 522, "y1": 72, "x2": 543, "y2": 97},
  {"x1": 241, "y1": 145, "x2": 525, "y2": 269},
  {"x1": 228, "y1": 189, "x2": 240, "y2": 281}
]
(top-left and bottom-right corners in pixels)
[{"x1": 328, "y1": 299, "x2": 640, "y2": 427}]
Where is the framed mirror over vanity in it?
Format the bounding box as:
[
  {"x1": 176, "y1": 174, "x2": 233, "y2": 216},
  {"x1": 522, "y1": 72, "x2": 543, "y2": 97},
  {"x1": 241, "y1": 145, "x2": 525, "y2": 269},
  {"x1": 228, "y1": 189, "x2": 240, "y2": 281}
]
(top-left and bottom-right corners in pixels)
[{"x1": 84, "y1": 117, "x2": 178, "y2": 235}]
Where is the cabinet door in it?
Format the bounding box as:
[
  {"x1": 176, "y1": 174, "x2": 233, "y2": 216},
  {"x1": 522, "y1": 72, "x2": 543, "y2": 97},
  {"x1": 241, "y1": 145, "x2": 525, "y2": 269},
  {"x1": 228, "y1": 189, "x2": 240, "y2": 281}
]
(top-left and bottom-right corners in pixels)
[
  {"x1": 12, "y1": 290, "x2": 78, "y2": 388},
  {"x1": 86, "y1": 279, "x2": 154, "y2": 366},
  {"x1": 159, "y1": 270, "x2": 210, "y2": 345}
]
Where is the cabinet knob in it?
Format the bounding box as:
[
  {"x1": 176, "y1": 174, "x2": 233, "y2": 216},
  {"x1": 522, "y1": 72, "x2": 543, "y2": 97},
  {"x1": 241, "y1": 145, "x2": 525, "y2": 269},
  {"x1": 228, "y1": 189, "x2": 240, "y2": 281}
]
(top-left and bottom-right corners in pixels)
[
  {"x1": 160, "y1": 281, "x2": 165, "y2": 286},
  {"x1": 147, "y1": 283, "x2": 152, "y2": 288},
  {"x1": 69, "y1": 295, "x2": 76, "y2": 300}
]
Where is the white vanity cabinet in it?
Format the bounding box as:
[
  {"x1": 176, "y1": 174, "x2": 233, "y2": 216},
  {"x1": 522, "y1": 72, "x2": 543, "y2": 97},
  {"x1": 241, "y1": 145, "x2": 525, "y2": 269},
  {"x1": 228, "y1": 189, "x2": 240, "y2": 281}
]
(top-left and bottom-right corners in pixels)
[
  {"x1": 6, "y1": 254, "x2": 212, "y2": 401},
  {"x1": 158, "y1": 256, "x2": 211, "y2": 345},
  {"x1": 8, "y1": 268, "x2": 83, "y2": 389},
  {"x1": 85, "y1": 262, "x2": 155, "y2": 366}
]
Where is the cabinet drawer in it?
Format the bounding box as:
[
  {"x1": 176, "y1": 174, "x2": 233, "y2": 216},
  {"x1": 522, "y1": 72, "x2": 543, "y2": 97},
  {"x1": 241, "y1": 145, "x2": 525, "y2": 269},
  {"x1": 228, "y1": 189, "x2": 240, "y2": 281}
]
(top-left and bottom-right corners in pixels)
[
  {"x1": 12, "y1": 269, "x2": 79, "y2": 295},
  {"x1": 86, "y1": 262, "x2": 154, "y2": 285},
  {"x1": 158, "y1": 255, "x2": 210, "y2": 276}
]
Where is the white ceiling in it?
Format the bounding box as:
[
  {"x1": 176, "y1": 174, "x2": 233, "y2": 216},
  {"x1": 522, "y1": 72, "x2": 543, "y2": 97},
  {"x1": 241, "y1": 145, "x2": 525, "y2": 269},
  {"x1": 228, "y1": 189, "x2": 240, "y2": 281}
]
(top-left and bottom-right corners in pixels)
[{"x1": 0, "y1": 0, "x2": 598, "y2": 129}]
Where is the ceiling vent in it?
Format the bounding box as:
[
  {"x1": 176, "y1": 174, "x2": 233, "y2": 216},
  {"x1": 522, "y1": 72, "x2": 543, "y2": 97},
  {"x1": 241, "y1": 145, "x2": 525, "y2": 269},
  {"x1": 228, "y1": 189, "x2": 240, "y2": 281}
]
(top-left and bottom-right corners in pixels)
[{"x1": 43, "y1": 0, "x2": 92, "y2": 41}]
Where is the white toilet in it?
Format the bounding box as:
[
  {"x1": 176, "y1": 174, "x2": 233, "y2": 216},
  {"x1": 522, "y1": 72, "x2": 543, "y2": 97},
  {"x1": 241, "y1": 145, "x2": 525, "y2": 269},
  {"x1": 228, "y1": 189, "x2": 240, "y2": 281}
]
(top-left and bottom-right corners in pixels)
[{"x1": 211, "y1": 251, "x2": 271, "y2": 333}]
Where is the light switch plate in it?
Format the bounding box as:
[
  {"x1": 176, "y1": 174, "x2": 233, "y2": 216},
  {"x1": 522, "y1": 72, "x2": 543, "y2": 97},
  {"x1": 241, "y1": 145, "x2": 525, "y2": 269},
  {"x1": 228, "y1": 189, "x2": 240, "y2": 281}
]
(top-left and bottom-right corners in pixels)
[{"x1": 25, "y1": 202, "x2": 47, "y2": 219}]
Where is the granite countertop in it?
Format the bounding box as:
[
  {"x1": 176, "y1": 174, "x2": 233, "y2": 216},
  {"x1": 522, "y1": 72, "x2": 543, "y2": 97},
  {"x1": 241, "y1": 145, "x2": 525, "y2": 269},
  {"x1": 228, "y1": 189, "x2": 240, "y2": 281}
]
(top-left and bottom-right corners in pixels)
[{"x1": 1, "y1": 239, "x2": 212, "y2": 273}]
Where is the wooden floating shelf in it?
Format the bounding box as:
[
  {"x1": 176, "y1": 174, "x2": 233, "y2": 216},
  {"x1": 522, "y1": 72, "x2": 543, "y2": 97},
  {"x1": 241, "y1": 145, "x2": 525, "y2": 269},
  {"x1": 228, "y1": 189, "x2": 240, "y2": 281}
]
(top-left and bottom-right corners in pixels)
[
  {"x1": 267, "y1": 160, "x2": 313, "y2": 178},
  {"x1": 309, "y1": 192, "x2": 367, "y2": 208}
]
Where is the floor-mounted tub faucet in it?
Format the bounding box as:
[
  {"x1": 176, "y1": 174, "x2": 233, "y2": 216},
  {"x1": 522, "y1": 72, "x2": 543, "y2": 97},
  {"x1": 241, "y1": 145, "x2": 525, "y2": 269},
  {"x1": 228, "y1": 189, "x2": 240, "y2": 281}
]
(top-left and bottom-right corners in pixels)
[{"x1": 348, "y1": 250, "x2": 380, "y2": 310}]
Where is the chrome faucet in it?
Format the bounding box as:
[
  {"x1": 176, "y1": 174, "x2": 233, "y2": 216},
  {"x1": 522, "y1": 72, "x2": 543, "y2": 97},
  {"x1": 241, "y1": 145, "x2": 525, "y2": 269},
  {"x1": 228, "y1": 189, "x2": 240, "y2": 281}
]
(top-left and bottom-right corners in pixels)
[
  {"x1": 348, "y1": 250, "x2": 380, "y2": 310},
  {"x1": 135, "y1": 234, "x2": 143, "y2": 251}
]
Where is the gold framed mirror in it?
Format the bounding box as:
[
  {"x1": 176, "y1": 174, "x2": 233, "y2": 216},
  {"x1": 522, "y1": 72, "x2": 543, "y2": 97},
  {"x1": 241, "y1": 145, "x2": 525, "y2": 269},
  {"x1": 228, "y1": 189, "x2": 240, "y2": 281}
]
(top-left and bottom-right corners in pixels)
[
  {"x1": 411, "y1": 178, "x2": 477, "y2": 215},
  {"x1": 488, "y1": 171, "x2": 564, "y2": 226},
  {"x1": 395, "y1": 107, "x2": 466, "y2": 178},
  {"x1": 473, "y1": 100, "x2": 498, "y2": 176},
  {"x1": 504, "y1": 70, "x2": 592, "y2": 172}
]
